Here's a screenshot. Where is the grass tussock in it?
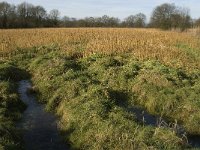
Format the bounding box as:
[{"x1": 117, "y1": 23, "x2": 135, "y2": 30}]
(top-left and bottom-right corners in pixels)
[{"x1": 0, "y1": 62, "x2": 26, "y2": 150}]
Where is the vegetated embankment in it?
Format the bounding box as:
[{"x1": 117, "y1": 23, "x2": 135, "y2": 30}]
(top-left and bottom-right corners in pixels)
[
  {"x1": 27, "y1": 50, "x2": 200, "y2": 149},
  {"x1": 0, "y1": 62, "x2": 27, "y2": 149}
]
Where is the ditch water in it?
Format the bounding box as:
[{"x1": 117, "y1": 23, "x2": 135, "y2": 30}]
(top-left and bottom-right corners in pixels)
[
  {"x1": 128, "y1": 107, "x2": 200, "y2": 148},
  {"x1": 17, "y1": 80, "x2": 69, "y2": 150}
]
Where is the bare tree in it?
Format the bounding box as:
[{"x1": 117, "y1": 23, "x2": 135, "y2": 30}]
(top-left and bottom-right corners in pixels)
[
  {"x1": 124, "y1": 15, "x2": 135, "y2": 27},
  {"x1": 195, "y1": 18, "x2": 200, "y2": 27},
  {"x1": 175, "y1": 7, "x2": 191, "y2": 31},
  {"x1": 49, "y1": 9, "x2": 60, "y2": 26},
  {"x1": 150, "y1": 3, "x2": 176, "y2": 29},
  {"x1": 133, "y1": 13, "x2": 146, "y2": 27},
  {"x1": 0, "y1": 1, "x2": 195, "y2": 29},
  {"x1": 31, "y1": 6, "x2": 47, "y2": 27},
  {"x1": 0, "y1": 2, "x2": 12, "y2": 28},
  {"x1": 17, "y1": 2, "x2": 34, "y2": 27},
  {"x1": 150, "y1": 3, "x2": 191, "y2": 30},
  {"x1": 124, "y1": 13, "x2": 146, "y2": 28}
]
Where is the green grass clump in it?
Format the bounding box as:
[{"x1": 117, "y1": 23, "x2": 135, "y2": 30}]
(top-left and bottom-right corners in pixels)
[
  {"x1": 0, "y1": 64, "x2": 29, "y2": 82},
  {"x1": 0, "y1": 62, "x2": 26, "y2": 150},
  {"x1": 132, "y1": 61, "x2": 200, "y2": 134}
]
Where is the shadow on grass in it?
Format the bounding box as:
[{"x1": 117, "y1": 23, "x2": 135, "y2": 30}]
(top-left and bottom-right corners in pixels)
[{"x1": 109, "y1": 89, "x2": 200, "y2": 148}]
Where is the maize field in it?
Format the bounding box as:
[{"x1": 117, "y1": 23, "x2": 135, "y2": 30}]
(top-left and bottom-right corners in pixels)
[{"x1": 1, "y1": 28, "x2": 200, "y2": 70}]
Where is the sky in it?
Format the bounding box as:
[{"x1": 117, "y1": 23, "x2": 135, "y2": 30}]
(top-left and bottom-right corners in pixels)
[{"x1": 4, "y1": 0, "x2": 200, "y2": 20}]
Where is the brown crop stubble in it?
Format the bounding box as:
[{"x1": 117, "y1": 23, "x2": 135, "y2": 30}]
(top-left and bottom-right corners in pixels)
[{"x1": 0, "y1": 28, "x2": 199, "y2": 70}]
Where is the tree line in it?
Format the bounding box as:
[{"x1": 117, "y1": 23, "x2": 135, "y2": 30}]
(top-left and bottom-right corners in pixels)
[{"x1": 0, "y1": 2, "x2": 200, "y2": 30}]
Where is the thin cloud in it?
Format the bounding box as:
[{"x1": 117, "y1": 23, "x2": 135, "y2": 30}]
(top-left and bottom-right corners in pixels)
[{"x1": 5, "y1": 0, "x2": 200, "y2": 19}]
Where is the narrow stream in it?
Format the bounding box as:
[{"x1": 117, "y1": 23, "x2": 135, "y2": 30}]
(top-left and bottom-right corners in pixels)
[
  {"x1": 129, "y1": 107, "x2": 200, "y2": 148},
  {"x1": 17, "y1": 80, "x2": 69, "y2": 150}
]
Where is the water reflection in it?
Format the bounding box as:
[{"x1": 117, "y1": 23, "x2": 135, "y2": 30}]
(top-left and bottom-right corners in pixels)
[
  {"x1": 17, "y1": 80, "x2": 69, "y2": 150},
  {"x1": 128, "y1": 106, "x2": 200, "y2": 148}
]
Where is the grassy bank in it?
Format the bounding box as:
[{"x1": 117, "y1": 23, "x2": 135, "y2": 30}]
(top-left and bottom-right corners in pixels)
[
  {"x1": 22, "y1": 48, "x2": 198, "y2": 149},
  {"x1": 0, "y1": 62, "x2": 27, "y2": 150}
]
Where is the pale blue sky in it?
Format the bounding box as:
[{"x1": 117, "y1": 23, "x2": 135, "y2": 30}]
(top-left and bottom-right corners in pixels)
[{"x1": 4, "y1": 0, "x2": 200, "y2": 20}]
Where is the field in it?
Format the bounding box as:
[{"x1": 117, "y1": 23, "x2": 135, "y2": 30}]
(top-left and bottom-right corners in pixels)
[
  {"x1": 1, "y1": 28, "x2": 200, "y2": 70},
  {"x1": 0, "y1": 28, "x2": 200, "y2": 149}
]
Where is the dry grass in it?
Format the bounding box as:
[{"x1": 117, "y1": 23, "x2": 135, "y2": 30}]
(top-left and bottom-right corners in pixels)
[
  {"x1": 1, "y1": 28, "x2": 200, "y2": 70},
  {"x1": 188, "y1": 27, "x2": 200, "y2": 37}
]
